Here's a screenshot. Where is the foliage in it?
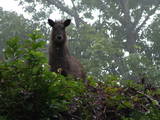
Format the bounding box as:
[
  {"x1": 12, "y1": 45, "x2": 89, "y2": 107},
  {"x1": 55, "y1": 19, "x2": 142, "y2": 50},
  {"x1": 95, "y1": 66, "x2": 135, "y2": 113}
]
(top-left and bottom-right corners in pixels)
[
  {"x1": 0, "y1": 7, "x2": 38, "y2": 60},
  {"x1": 1, "y1": 0, "x2": 160, "y2": 118},
  {"x1": 0, "y1": 32, "x2": 85, "y2": 120},
  {"x1": 0, "y1": 32, "x2": 160, "y2": 119},
  {"x1": 0, "y1": 31, "x2": 160, "y2": 120},
  {"x1": 15, "y1": 0, "x2": 160, "y2": 86},
  {"x1": 63, "y1": 76, "x2": 160, "y2": 120}
]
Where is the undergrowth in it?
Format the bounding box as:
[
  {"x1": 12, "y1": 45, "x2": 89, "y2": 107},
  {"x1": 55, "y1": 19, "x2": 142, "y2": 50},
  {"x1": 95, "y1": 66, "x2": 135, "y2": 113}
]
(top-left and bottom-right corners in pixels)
[{"x1": 0, "y1": 32, "x2": 160, "y2": 120}]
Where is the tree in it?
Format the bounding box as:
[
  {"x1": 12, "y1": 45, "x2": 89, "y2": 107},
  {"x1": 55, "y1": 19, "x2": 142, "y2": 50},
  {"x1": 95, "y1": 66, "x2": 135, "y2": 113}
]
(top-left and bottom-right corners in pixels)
[
  {"x1": 141, "y1": 15, "x2": 160, "y2": 85},
  {"x1": 0, "y1": 7, "x2": 36, "y2": 60},
  {"x1": 17, "y1": 0, "x2": 160, "y2": 84}
]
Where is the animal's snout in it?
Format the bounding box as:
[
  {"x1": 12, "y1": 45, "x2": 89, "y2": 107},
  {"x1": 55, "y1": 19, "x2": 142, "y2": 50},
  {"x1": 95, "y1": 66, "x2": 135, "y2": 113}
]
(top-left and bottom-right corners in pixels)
[{"x1": 56, "y1": 35, "x2": 62, "y2": 40}]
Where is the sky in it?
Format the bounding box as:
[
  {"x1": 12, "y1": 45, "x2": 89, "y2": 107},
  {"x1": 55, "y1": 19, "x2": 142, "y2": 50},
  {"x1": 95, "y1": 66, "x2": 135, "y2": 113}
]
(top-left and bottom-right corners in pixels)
[
  {"x1": 0, "y1": 0, "x2": 31, "y2": 18},
  {"x1": 1, "y1": 0, "x2": 24, "y2": 14},
  {"x1": 0, "y1": 0, "x2": 98, "y2": 24},
  {"x1": 0, "y1": 0, "x2": 72, "y2": 20}
]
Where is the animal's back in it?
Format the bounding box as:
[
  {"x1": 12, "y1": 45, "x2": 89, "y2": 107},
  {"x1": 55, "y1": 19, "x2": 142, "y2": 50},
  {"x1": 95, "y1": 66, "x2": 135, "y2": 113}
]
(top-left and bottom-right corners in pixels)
[{"x1": 68, "y1": 56, "x2": 86, "y2": 81}]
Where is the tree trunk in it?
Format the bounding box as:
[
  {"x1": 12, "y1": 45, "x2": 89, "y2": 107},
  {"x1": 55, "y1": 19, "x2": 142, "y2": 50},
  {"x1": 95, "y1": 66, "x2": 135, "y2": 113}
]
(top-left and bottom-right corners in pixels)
[{"x1": 126, "y1": 30, "x2": 137, "y2": 53}]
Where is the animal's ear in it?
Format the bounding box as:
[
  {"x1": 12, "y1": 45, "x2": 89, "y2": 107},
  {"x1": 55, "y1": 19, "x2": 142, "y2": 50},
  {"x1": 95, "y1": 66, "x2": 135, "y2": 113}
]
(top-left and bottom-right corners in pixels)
[
  {"x1": 48, "y1": 19, "x2": 55, "y2": 27},
  {"x1": 64, "y1": 19, "x2": 71, "y2": 27}
]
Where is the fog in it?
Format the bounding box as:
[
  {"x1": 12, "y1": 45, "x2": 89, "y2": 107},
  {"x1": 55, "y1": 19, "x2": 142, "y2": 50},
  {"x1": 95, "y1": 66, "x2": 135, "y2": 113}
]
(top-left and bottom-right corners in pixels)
[{"x1": 0, "y1": 0, "x2": 160, "y2": 85}]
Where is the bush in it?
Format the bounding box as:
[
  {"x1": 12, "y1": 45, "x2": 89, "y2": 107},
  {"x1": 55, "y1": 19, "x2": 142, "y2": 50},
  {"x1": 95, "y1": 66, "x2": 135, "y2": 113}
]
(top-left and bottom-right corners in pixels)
[
  {"x1": 0, "y1": 31, "x2": 85, "y2": 120},
  {"x1": 0, "y1": 31, "x2": 160, "y2": 120}
]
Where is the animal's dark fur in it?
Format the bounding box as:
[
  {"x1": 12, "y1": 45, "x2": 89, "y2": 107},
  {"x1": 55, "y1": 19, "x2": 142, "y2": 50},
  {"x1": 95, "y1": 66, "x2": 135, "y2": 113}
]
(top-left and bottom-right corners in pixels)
[{"x1": 48, "y1": 19, "x2": 86, "y2": 83}]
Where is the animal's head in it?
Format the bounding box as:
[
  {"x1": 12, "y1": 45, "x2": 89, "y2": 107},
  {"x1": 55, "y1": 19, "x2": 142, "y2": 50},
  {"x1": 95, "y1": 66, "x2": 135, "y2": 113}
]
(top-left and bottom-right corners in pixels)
[{"x1": 48, "y1": 19, "x2": 71, "y2": 45}]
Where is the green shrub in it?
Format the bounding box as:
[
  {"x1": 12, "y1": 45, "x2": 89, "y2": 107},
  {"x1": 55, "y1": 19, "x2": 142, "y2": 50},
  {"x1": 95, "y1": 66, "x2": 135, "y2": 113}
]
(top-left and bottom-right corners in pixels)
[
  {"x1": 0, "y1": 31, "x2": 160, "y2": 120},
  {"x1": 0, "y1": 31, "x2": 85, "y2": 120}
]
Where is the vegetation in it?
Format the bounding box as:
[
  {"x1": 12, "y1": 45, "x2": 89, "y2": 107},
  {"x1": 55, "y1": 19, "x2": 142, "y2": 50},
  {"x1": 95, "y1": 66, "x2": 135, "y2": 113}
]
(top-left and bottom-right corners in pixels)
[
  {"x1": 0, "y1": 0, "x2": 160, "y2": 119},
  {"x1": 16, "y1": 0, "x2": 160, "y2": 83},
  {"x1": 0, "y1": 32, "x2": 160, "y2": 120},
  {"x1": 0, "y1": 32, "x2": 85, "y2": 120},
  {"x1": 0, "y1": 7, "x2": 36, "y2": 60}
]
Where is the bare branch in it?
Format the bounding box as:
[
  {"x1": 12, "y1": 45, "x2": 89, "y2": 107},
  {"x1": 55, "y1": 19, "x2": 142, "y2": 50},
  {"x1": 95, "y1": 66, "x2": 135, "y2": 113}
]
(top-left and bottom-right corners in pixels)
[
  {"x1": 133, "y1": 6, "x2": 144, "y2": 29},
  {"x1": 46, "y1": 0, "x2": 85, "y2": 24},
  {"x1": 136, "y1": 4, "x2": 160, "y2": 32},
  {"x1": 118, "y1": 0, "x2": 131, "y2": 23},
  {"x1": 70, "y1": 0, "x2": 80, "y2": 28}
]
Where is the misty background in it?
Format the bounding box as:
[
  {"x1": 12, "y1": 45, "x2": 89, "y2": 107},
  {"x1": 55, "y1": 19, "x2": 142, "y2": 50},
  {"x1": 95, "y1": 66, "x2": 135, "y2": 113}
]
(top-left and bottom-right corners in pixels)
[{"x1": 0, "y1": 0, "x2": 160, "y2": 85}]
